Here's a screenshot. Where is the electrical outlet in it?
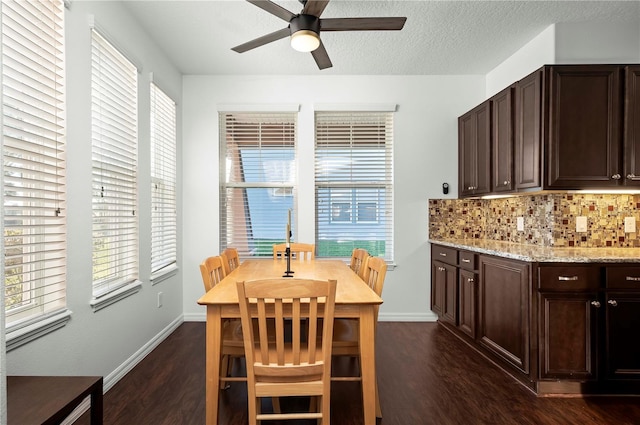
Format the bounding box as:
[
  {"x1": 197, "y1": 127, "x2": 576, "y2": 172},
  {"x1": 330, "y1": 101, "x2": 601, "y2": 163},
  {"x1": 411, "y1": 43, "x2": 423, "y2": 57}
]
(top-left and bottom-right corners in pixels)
[
  {"x1": 517, "y1": 217, "x2": 524, "y2": 232},
  {"x1": 576, "y1": 216, "x2": 588, "y2": 233},
  {"x1": 625, "y1": 217, "x2": 636, "y2": 233},
  {"x1": 157, "y1": 292, "x2": 163, "y2": 308}
]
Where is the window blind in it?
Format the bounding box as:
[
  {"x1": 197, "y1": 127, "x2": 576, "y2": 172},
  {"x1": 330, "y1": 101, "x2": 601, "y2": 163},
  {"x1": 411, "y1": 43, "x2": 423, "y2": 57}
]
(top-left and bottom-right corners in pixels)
[
  {"x1": 150, "y1": 82, "x2": 177, "y2": 275},
  {"x1": 2, "y1": 0, "x2": 67, "y2": 326},
  {"x1": 220, "y1": 112, "x2": 297, "y2": 258},
  {"x1": 91, "y1": 28, "x2": 139, "y2": 296},
  {"x1": 315, "y1": 112, "x2": 394, "y2": 261}
]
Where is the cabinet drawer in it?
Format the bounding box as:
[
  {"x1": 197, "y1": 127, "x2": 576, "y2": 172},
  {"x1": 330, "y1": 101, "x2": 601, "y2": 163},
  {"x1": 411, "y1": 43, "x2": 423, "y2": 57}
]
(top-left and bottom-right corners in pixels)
[
  {"x1": 538, "y1": 266, "x2": 601, "y2": 291},
  {"x1": 459, "y1": 250, "x2": 477, "y2": 270},
  {"x1": 432, "y1": 245, "x2": 457, "y2": 266},
  {"x1": 606, "y1": 267, "x2": 640, "y2": 289}
]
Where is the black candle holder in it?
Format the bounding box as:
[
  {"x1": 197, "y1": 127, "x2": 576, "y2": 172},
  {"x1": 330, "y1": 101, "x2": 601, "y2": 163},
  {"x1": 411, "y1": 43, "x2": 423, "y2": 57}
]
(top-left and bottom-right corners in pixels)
[{"x1": 282, "y1": 246, "x2": 294, "y2": 277}]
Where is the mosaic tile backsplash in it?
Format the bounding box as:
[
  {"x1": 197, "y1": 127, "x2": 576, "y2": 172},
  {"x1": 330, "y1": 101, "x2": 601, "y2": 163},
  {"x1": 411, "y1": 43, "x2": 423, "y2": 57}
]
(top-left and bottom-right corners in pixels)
[{"x1": 428, "y1": 194, "x2": 640, "y2": 248}]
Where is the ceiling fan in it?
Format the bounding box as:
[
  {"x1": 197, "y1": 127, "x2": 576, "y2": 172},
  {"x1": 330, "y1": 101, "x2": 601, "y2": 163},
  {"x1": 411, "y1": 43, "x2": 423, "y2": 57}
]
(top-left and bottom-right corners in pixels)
[{"x1": 231, "y1": 0, "x2": 407, "y2": 70}]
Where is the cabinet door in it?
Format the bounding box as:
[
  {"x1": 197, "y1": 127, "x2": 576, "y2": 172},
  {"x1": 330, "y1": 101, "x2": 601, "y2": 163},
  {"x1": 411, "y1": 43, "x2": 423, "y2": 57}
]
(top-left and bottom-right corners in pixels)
[
  {"x1": 546, "y1": 65, "x2": 623, "y2": 188},
  {"x1": 515, "y1": 69, "x2": 542, "y2": 190},
  {"x1": 431, "y1": 260, "x2": 456, "y2": 322},
  {"x1": 492, "y1": 87, "x2": 514, "y2": 193},
  {"x1": 478, "y1": 256, "x2": 530, "y2": 374},
  {"x1": 605, "y1": 292, "x2": 640, "y2": 380},
  {"x1": 458, "y1": 101, "x2": 491, "y2": 197},
  {"x1": 624, "y1": 65, "x2": 640, "y2": 186},
  {"x1": 539, "y1": 292, "x2": 599, "y2": 380},
  {"x1": 458, "y1": 268, "x2": 477, "y2": 339}
]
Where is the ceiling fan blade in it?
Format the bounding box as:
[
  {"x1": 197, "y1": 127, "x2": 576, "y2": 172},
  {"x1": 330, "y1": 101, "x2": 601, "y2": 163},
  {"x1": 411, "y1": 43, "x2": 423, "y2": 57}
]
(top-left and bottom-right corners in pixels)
[
  {"x1": 320, "y1": 17, "x2": 407, "y2": 31},
  {"x1": 246, "y1": 0, "x2": 295, "y2": 22},
  {"x1": 232, "y1": 27, "x2": 290, "y2": 53},
  {"x1": 311, "y1": 41, "x2": 332, "y2": 70},
  {"x1": 302, "y1": 0, "x2": 330, "y2": 17}
]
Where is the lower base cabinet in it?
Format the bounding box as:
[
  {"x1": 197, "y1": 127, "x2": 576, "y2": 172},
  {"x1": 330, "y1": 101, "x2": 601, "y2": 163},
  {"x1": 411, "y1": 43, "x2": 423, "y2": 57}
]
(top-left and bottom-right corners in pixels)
[
  {"x1": 478, "y1": 256, "x2": 530, "y2": 375},
  {"x1": 431, "y1": 243, "x2": 640, "y2": 395}
]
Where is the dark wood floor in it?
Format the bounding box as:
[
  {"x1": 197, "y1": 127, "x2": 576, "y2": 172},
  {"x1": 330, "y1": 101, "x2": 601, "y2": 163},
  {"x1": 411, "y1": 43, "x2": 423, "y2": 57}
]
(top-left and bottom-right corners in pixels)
[{"x1": 77, "y1": 321, "x2": 640, "y2": 425}]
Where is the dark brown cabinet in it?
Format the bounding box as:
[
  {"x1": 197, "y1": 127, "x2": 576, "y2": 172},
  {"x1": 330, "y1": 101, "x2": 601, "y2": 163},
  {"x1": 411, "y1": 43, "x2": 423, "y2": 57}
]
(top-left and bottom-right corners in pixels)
[
  {"x1": 459, "y1": 101, "x2": 491, "y2": 197},
  {"x1": 624, "y1": 65, "x2": 640, "y2": 185},
  {"x1": 478, "y1": 255, "x2": 530, "y2": 374},
  {"x1": 604, "y1": 267, "x2": 640, "y2": 381},
  {"x1": 491, "y1": 87, "x2": 514, "y2": 193},
  {"x1": 538, "y1": 265, "x2": 600, "y2": 381},
  {"x1": 459, "y1": 64, "x2": 640, "y2": 197},
  {"x1": 457, "y1": 250, "x2": 478, "y2": 339},
  {"x1": 514, "y1": 69, "x2": 542, "y2": 191},
  {"x1": 546, "y1": 65, "x2": 623, "y2": 188},
  {"x1": 431, "y1": 245, "x2": 457, "y2": 325}
]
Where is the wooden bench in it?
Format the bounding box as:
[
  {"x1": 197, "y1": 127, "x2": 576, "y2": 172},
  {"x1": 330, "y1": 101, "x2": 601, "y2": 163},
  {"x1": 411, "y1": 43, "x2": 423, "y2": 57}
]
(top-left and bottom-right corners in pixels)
[{"x1": 8, "y1": 376, "x2": 103, "y2": 425}]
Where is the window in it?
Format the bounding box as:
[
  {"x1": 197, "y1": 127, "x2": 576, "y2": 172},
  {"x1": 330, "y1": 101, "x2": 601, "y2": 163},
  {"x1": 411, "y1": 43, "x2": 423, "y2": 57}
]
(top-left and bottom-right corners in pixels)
[
  {"x1": 150, "y1": 82, "x2": 177, "y2": 279},
  {"x1": 220, "y1": 112, "x2": 296, "y2": 258},
  {"x1": 91, "y1": 28, "x2": 139, "y2": 301},
  {"x1": 2, "y1": 0, "x2": 69, "y2": 334},
  {"x1": 315, "y1": 112, "x2": 394, "y2": 261}
]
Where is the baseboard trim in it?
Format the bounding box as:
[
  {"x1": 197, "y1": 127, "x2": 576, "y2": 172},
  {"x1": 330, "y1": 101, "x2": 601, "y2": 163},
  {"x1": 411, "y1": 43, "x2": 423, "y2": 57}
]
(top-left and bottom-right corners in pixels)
[{"x1": 64, "y1": 315, "x2": 184, "y2": 424}]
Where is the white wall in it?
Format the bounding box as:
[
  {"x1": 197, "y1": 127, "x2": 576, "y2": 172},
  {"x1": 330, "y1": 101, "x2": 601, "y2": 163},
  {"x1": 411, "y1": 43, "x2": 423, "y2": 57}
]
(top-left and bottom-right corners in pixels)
[
  {"x1": 486, "y1": 25, "x2": 556, "y2": 97},
  {"x1": 555, "y1": 21, "x2": 640, "y2": 64},
  {"x1": 487, "y1": 21, "x2": 640, "y2": 98},
  {"x1": 5, "y1": 1, "x2": 183, "y2": 389},
  {"x1": 182, "y1": 75, "x2": 485, "y2": 322}
]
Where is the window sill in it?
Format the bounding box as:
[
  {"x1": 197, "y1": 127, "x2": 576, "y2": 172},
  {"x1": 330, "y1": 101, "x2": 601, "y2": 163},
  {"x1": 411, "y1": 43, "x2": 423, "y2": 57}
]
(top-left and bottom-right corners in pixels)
[
  {"x1": 6, "y1": 309, "x2": 72, "y2": 352},
  {"x1": 90, "y1": 280, "x2": 142, "y2": 312},
  {"x1": 150, "y1": 263, "x2": 178, "y2": 285}
]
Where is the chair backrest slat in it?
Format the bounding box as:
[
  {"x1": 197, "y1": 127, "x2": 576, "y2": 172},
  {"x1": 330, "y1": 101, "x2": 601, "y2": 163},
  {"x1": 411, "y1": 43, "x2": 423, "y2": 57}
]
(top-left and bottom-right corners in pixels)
[
  {"x1": 350, "y1": 248, "x2": 370, "y2": 280},
  {"x1": 199, "y1": 256, "x2": 226, "y2": 292},
  {"x1": 221, "y1": 247, "x2": 240, "y2": 275},
  {"x1": 273, "y1": 243, "x2": 315, "y2": 261}
]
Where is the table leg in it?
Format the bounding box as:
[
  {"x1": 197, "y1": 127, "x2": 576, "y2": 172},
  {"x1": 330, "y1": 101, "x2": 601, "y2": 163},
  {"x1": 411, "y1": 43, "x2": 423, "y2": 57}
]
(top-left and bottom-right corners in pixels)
[
  {"x1": 206, "y1": 306, "x2": 223, "y2": 424},
  {"x1": 359, "y1": 306, "x2": 378, "y2": 424},
  {"x1": 90, "y1": 377, "x2": 104, "y2": 425}
]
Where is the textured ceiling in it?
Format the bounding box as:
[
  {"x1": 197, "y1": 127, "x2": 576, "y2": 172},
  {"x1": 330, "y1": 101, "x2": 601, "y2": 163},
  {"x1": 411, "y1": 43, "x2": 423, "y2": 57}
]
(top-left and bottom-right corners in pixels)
[{"x1": 121, "y1": 0, "x2": 640, "y2": 75}]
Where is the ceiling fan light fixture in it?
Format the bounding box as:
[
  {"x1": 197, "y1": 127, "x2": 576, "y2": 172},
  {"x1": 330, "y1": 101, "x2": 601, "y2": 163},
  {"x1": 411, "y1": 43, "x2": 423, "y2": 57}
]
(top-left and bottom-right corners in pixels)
[{"x1": 290, "y1": 29, "x2": 320, "y2": 52}]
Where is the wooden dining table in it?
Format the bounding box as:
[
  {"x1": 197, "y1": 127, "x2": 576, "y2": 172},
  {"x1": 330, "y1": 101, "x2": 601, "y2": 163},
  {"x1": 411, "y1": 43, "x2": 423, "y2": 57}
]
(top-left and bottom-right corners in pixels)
[{"x1": 197, "y1": 258, "x2": 383, "y2": 424}]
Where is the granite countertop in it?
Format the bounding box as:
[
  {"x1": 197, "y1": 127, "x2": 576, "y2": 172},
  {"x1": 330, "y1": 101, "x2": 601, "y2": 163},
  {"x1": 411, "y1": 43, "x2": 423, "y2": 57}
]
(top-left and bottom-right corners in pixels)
[{"x1": 429, "y1": 238, "x2": 640, "y2": 263}]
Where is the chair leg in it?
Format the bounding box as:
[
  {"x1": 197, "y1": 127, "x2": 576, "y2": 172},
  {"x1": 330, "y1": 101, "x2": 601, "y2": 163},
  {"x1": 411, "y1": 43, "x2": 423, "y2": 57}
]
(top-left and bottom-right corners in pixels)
[
  {"x1": 220, "y1": 355, "x2": 231, "y2": 390},
  {"x1": 272, "y1": 397, "x2": 281, "y2": 413}
]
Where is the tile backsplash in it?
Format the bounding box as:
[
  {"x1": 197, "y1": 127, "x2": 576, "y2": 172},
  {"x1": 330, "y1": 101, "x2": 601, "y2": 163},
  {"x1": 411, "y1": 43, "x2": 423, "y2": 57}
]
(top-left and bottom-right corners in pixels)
[{"x1": 428, "y1": 194, "x2": 640, "y2": 247}]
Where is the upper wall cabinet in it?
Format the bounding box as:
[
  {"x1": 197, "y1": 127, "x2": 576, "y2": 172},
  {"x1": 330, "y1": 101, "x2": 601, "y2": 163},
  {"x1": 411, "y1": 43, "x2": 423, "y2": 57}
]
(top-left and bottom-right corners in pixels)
[
  {"x1": 491, "y1": 86, "x2": 515, "y2": 193},
  {"x1": 458, "y1": 64, "x2": 640, "y2": 198},
  {"x1": 625, "y1": 65, "x2": 640, "y2": 184},
  {"x1": 459, "y1": 101, "x2": 491, "y2": 197},
  {"x1": 546, "y1": 65, "x2": 622, "y2": 188}
]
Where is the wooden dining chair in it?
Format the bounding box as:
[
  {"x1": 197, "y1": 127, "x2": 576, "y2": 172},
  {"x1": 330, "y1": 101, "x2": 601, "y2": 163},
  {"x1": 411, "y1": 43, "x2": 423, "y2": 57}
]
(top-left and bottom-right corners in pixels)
[
  {"x1": 221, "y1": 247, "x2": 240, "y2": 276},
  {"x1": 236, "y1": 278, "x2": 337, "y2": 425},
  {"x1": 199, "y1": 256, "x2": 246, "y2": 388},
  {"x1": 349, "y1": 248, "x2": 370, "y2": 280},
  {"x1": 331, "y1": 255, "x2": 387, "y2": 417},
  {"x1": 272, "y1": 242, "x2": 315, "y2": 261}
]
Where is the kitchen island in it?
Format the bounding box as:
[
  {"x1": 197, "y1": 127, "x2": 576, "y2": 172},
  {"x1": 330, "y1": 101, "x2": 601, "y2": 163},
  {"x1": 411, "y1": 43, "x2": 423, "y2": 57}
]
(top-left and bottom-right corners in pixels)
[{"x1": 430, "y1": 238, "x2": 640, "y2": 395}]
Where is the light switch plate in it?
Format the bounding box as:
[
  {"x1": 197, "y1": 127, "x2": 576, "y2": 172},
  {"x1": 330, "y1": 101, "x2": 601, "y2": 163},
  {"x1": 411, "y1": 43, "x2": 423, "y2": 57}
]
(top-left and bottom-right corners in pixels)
[
  {"x1": 576, "y1": 216, "x2": 588, "y2": 233},
  {"x1": 517, "y1": 217, "x2": 524, "y2": 232},
  {"x1": 625, "y1": 217, "x2": 636, "y2": 233}
]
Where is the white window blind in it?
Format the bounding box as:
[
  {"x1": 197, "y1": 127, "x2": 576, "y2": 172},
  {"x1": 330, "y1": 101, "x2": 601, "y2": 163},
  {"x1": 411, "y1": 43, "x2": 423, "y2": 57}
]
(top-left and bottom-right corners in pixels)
[
  {"x1": 315, "y1": 112, "x2": 394, "y2": 261},
  {"x1": 91, "y1": 28, "x2": 139, "y2": 297},
  {"x1": 220, "y1": 112, "x2": 297, "y2": 258},
  {"x1": 2, "y1": 0, "x2": 67, "y2": 327},
  {"x1": 150, "y1": 82, "x2": 177, "y2": 275}
]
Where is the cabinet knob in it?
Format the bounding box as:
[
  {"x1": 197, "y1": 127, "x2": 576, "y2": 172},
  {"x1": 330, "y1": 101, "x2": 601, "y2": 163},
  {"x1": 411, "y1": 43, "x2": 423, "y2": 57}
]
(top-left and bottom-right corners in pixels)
[
  {"x1": 468, "y1": 186, "x2": 473, "y2": 190},
  {"x1": 558, "y1": 276, "x2": 579, "y2": 281},
  {"x1": 468, "y1": 278, "x2": 474, "y2": 283},
  {"x1": 608, "y1": 299, "x2": 618, "y2": 307},
  {"x1": 627, "y1": 173, "x2": 636, "y2": 179},
  {"x1": 590, "y1": 301, "x2": 601, "y2": 308},
  {"x1": 438, "y1": 266, "x2": 445, "y2": 272},
  {"x1": 503, "y1": 180, "x2": 510, "y2": 186},
  {"x1": 612, "y1": 174, "x2": 621, "y2": 180}
]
